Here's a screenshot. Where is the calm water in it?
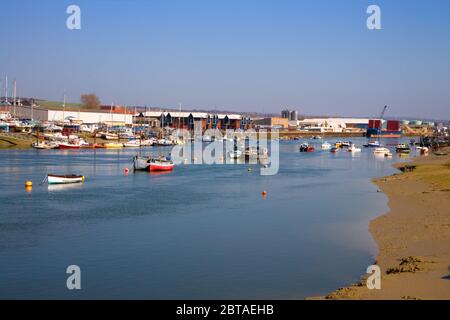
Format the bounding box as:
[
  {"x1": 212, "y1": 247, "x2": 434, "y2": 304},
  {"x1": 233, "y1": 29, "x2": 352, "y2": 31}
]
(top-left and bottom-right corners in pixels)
[{"x1": 0, "y1": 137, "x2": 413, "y2": 299}]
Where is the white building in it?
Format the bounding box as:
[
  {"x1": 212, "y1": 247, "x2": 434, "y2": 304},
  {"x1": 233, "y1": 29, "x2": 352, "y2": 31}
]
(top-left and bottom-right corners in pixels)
[
  {"x1": 297, "y1": 118, "x2": 369, "y2": 132},
  {"x1": 12, "y1": 105, "x2": 133, "y2": 125}
]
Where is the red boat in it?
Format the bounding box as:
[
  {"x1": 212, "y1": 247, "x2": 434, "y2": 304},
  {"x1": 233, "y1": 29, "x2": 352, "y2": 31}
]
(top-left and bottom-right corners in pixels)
[
  {"x1": 149, "y1": 158, "x2": 174, "y2": 172},
  {"x1": 133, "y1": 156, "x2": 174, "y2": 172},
  {"x1": 58, "y1": 143, "x2": 81, "y2": 149}
]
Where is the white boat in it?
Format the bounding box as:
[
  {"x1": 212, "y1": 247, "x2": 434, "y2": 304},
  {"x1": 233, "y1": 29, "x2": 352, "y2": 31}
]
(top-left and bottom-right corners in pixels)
[
  {"x1": 47, "y1": 174, "x2": 85, "y2": 184},
  {"x1": 228, "y1": 150, "x2": 242, "y2": 159},
  {"x1": 202, "y1": 135, "x2": 212, "y2": 142},
  {"x1": 103, "y1": 133, "x2": 119, "y2": 140},
  {"x1": 373, "y1": 147, "x2": 390, "y2": 154},
  {"x1": 341, "y1": 141, "x2": 351, "y2": 147},
  {"x1": 348, "y1": 144, "x2": 361, "y2": 153},
  {"x1": 365, "y1": 141, "x2": 380, "y2": 148},
  {"x1": 244, "y1": 147, "x2": 258, "y2": 159},
  {"x1": 123, "y1": 140, "x2": 141, "y2": 148},
  {"x1": 140, "y1": 139, "x2": 154, "y2": 146},
  {"x1": 156, "y1": 139, "x2": 173, "y2": 146},
  {"x1": 321, "y1": 142, "x2": 331, "y2": 150},
  {"x1": 32, "y1": 141, "x2": 57, "y2": 149}
]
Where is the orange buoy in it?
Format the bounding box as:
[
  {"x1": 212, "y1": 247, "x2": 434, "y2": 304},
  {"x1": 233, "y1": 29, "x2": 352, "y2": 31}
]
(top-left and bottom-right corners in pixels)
[{"x1": 262, "y1": 190, "x2": 267, "y2": 197}]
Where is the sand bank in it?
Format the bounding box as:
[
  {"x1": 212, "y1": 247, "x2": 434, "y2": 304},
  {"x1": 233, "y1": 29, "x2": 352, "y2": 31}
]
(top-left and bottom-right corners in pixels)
[{"x1": 325, "y1": 148, "x2": 450, "y2": 300}]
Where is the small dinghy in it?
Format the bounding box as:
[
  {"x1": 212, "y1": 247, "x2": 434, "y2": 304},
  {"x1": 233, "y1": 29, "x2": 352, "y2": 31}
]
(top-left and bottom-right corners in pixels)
[
  {"x1": 348, "y1": 144, "x2": 361, "y2": 153},
  {"x1": 330, "y1": 146, "x2": 339, "y2": 153},
  {"x1": 321, "y1": 142, "x2": 331, "y2": 150},
  {"x1": 299, "y1": 143, "x2": 315, "y2": 152},
  {"x1": 47, "y1": 174, "x2": 85, "y2": 184}
]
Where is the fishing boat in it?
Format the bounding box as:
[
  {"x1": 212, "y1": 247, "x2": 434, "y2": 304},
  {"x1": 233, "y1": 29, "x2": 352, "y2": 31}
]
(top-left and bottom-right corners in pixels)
[
  {"x1": 330, "y1": 146, "x2": 339, "y2": 153},
  {"x1": 47, "y1": 174, "x2": 85, "y2": 184},
  {"x1": 104, "y1": 142, "x2": 124, "y2": 149},
  {"x1": 364, "y1": 141, "x2": 380, "y2": 148},
  {"x1": 395, "y1": 143, "x2": 411, "y2": 154},
  {"x1": 58, "y1": 142, "x2": 81, "y2": 149},
  {"x1": 133, "y1": 156, "x2": 174, "y2": 172},
  {"x1": 373, "y1": 147, "x2": 390, "y2": 154},
  {"x1": 321, "y1": 142, "x2": 331, "y2": 150},
  {"x1": 348, "y1": 144, "x2": 361, "y2": 153}
]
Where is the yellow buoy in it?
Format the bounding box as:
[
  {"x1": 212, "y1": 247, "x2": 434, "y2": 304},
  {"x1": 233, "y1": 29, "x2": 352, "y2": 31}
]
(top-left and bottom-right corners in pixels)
[
  {"x1": 25, "y1": 180, "x2": 33, "y2": 187},
  {"x1": 82, "y1": 176, "x2": 85, "y2": 182}
]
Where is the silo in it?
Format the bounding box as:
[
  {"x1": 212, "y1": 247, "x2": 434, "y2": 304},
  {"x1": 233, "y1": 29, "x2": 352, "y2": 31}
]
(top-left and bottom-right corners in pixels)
[{"x1": 290, "y1": 110, "x2": 298, "y2": 121}]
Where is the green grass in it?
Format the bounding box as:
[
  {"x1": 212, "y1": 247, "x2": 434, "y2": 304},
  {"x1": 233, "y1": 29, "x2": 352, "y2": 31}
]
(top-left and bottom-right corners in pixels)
[{"x1": 37, "y1": 100, "x2": 83, "y2": 111}]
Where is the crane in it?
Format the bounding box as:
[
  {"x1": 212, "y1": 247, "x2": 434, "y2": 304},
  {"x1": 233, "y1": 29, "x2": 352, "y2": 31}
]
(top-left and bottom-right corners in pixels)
[{"x1": 379, "y1": 105, "x2": 388, "y2": 120}]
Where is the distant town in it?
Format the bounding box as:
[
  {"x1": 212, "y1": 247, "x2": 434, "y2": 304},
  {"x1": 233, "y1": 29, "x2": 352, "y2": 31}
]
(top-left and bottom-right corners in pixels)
[{"x1": 1, "y1": 93, "x2": 448, "y2": 139}]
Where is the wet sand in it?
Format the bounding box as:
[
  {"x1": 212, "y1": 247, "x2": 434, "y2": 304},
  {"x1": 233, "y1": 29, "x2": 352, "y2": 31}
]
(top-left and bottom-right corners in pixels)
[{"x1": 324, "y1": 148, "x2": 450, "y2": 300}]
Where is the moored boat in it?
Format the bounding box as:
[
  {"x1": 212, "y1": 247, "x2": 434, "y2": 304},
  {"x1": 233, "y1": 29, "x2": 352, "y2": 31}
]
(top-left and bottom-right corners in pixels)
[
  {"x1": 299, "y1": 143, "x2": 314, "y2": 152},
  {"x1": 32, "y1": 141, "x2": 57, "y2": 149},
  {"x1": 330, "y1": 146, "x2": 339, "y2": 153},
  {"x1": 47, "y1": 174, "x2": 85, "y2": 184},
  {"x1": 228, "y1": 150, "x2": 243, "y2": 159},
  {"x1": 364, "y1": 141, "x2": 380, "y2": 148},
  {"x1": 103, "y1": 133, "x2": 119, "y2": 140},
  {"x1": 123, "y1": 140, "x2": 141, "y2": 148},
  {"x1": 104, "y1": 142, "x2": 124, "y2": 149},
  {"x1": 321, "y1": 142, "x2": 331, "y2": 150},
  {"x1": 133, "y1": 156, "x2": 174, "y2": 172},
  {"x1": 373, "y1": 147, "x2": 390, "y2": 154},
  {"x1": 58, "y1": 142, "x2": 81, "y2": 149},
  {"x1": 395, "y1": 143, "x2": 411, "y2": 154},
  {"x1": 348, "y1": 144, "x2": 361, "y2": 153}
]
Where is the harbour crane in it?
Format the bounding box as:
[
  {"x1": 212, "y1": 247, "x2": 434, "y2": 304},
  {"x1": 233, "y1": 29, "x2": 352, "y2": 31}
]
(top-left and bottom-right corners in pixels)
[
  {"x1": 379, "y1": 105, "x2": 388, "y2": 120},
  {"x1": 376, "y1": 105, "x2": 388, "y2": 138}
]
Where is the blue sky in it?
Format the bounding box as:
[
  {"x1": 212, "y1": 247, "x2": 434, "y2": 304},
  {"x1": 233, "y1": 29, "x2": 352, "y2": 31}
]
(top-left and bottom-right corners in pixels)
[{"x1": 1, "y1": 0, "x2": 449, "y2": 119}]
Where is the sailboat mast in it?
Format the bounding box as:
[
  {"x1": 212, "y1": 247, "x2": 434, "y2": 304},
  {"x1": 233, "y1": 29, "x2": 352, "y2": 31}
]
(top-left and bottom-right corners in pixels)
[
  {"x1": 179, "y1": 103, "x2": 182, "y2": 129},
  {"x1": 4, "y1": 76, "x2": 8, "y2": 104},
  {"x1": 13, "y1": 79, "x2": 17, "y2": 119},
  {"x1": 62, "y1": 90, "x2": 66, "y2": 123}
]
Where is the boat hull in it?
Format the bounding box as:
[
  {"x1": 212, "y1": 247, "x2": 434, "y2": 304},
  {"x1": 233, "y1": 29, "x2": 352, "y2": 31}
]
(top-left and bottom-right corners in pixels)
[
  {"x1": 48, "y1": 175, "x2": 84, "y2": 184},
  {"x1": 149, "y1": 163, "x2": 174, "y2": 172},
  {"x1": 58, "y1": 143, "x2": 80, "y2": 149}
]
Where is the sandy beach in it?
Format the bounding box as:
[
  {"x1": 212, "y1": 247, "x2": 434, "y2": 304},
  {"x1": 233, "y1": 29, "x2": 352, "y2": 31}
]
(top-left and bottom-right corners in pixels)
[{"x1": 324, "y1": 148, "x2": 450, "y2": 300}]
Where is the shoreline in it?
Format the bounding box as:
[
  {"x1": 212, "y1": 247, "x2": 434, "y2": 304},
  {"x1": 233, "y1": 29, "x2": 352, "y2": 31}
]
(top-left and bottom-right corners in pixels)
[{"x1": 322, "y1": 148, "x2": 450, "y2": 300}]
